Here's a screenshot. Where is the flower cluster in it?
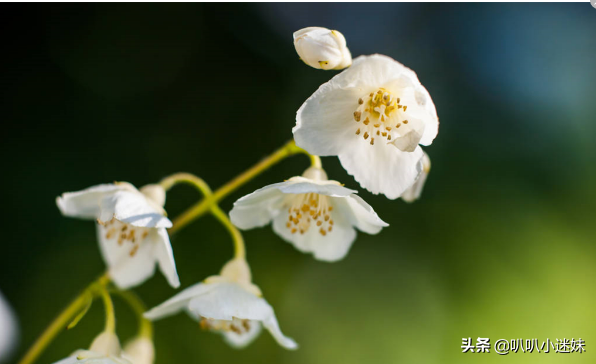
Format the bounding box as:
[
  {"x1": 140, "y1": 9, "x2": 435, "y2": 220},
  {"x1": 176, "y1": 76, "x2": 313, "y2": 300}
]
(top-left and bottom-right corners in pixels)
[{"x1": 19, "y1": 25, "x2": 439, "y2": 364}]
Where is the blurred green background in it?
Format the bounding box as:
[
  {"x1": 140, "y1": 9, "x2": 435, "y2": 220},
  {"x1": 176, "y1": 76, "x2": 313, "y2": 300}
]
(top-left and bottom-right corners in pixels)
[{"x1": 1, "y1": 3, "x2": 595, "y2": 364}]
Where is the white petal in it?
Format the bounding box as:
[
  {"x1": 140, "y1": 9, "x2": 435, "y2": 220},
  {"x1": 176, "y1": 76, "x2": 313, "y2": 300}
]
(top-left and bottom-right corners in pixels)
[
  {"x1": 262, "y1": 314, "x2": 298, "y2": 350},
  {"x1": 401, "y1": 151, "x2": 431, "y2": 203},
  {"x1": 51, "y1": 356, "x2": 79, "y2": 364},
  {"x1": 332, "y1": 195, "x2": 388, "y2": 234},
  {"x1": 89, "y1": 332, "x2": 121, "y2": 358},
  {"x1": 153, "y1": 228, "x2": 180, "y2": 288},
  {"x1": 99, "y1": 191, "x2": 171, "y2": 229},
  {"x1": 229, "y1": 184, "x2": 286, "y2": 230},
  {"x1": 294, "y1": 86, "x2": 364, "y2": 156},
  {"x1": 56, "y1": 184, "x2": 123, "y2": 220},
  {"x1": 97, "y1": 224, "x2": 157, "y2": 290},
  {"x1": 338, "y1": 142, "x2": 424, "y2": 200},
  {"x1": 122, "y1": 337, "x2": 154, "y2": 364},
  {"x1": 144, "y1": 282, "x2": 218, "y2": 320},
  {"x1": 390, "y1": 127, "x2": 424, "y2": 153},
  {"x1": 187, "y1": 282, "x2": 273, "y2": 322},
  {"x1": 271, "y1": 209, "x2": 356, "y2": 262},
  {"x1": 0, "y1": 291, "x2": 18, "y2": 363},
  {"x1": 222, "y1": 320, "x2": 262, "y2": 349},
  {"x1": 277, "y1": 178, "x2": 356, "y2": 197}
]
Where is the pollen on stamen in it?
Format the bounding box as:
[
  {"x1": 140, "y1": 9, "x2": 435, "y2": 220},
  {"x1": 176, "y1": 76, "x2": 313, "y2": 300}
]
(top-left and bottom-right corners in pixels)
[
  {"x1": 358, "y1": 98, "x2": 363, "y2": 105},
  {"x1": 129, "y1": 245, "x2": 139, "y2": 257},
  {"x1": 353, "y1": 111, "x2": 361, "y2": 121},
  {"x1": 374, "y1": 124, "x2": 380, "y2": 128},
  {"x1": 363, "y1": 117, "x2": 370, "y2": 125},
  {"x1": 382, "y1": 132, "x2": 387, "y2": 137},
  {"x1": 396, "y1": 123, "x2": 401, "y2": 128},
  {"x1": 376, "y1": 130, "x2": 380, "y2": 136},
  {"x1": 291, "y1": 228, "x2": 297, "y2": 234},
  {"x1": 403, "y1": 120, "x2": 408, "y2": 124},
  {"x1": 319, "y1": 228, "x2": 327, "y2": 236},
  {"x1": 370, "y1": 138, "x2": 375, "y2": 145},
  {"x1": 355, "y1": 128, "x2": 361, "y2": 135},
  {"x1": 363, "y1": 132, "x2": 369, "y2": 140},
  {"x1": 403, "y1": 106, "x2": 408, "y2": 111}
]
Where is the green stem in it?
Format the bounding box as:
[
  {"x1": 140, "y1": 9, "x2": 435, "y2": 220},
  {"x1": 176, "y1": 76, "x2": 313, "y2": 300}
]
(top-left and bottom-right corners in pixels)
[
  {"x1": 17, "y1": 273, "x2": 110, "y2": 364},
  {"x1": 169, "y1": 140, "x2": 309, "y2": 234},
  {"x1": 97, "y1": 286, "x2": 115, "y2": 334},
  {"x1": 112, "y1": 290, "x2": 153, "y2": 339},
  {"x1": 210, "y1": 204, "x2": 246, "y2": 260}
]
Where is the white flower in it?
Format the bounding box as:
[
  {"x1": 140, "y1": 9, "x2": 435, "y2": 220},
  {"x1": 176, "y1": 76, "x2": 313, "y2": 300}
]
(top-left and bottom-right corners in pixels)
[
  {"x1": 293, "y1": 27, "x2": 352, "y2": 70},
  {"x1": 56, "y1": 182, "x2": 180, "y2": 289},
  {"x1": 401, "y1": 151, "x2": 431, "y2": 203},
  {"x1": 122, "y1": 337, "x2": 154, "y2": 364},
  {"x1": 230, "y1": 167, "x2": 388, "y2": 261},
  {"x1": 53, "y1": 332, "x2": 131, "y2": 364},
  {"x1": 145, "y1": 259, "x2": 297, "y2": 350},
  {"x1": 0, "y1": 290, "x2": 18, "y2": 364},
  {"x1": 293, "y1": 54, "x2": 439, "y2": 199}
]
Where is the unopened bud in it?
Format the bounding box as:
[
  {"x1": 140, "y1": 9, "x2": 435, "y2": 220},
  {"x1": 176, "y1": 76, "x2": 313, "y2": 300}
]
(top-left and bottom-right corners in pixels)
[
  {"x1": 123, "y1": 337, "x2": 154, "y2": 364},
  {"x1": 293, "y1": 27, "x2": 352, "y2": 70}
]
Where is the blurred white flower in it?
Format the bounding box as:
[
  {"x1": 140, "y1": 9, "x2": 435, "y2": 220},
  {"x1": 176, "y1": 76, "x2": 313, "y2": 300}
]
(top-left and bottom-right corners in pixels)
[
  {"x1": 122, "y1": 337, "x2": 154, "y2": 364},
  {"x1": 294, "y1": 54, "x2": 439, "y2": 199},
  {"x1": 230, "y1": 167, "x2": 388, "y2": 261},
  {"x1": 0, "y1": 290, "x2": 18, "y2": 364},
  {"x1": 401, "y1": 151, "x2": 431, "y2": 203},
  {"x1": 56, "y1": 182, "x2": 180, "y2": 289},
  {"x1": 293, "y1": 27, "x2": 352, "y2": 70},
  {"x1": 145, "y1": 258, "x2": 297, "y2": 350},
  {"x1": 53, "y1": 331, "x2": 131, "y2": 364}
]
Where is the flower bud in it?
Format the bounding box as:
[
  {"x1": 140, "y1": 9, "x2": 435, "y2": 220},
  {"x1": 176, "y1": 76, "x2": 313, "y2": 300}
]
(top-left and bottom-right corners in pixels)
[
  {"x1": 123, "y1": 337, "x2": 154, "y2": 364},
  {"x1": 89, "y1": 331, "x2": 122, "y2": 357},
  {"x1": 293, "y1": 27, "x2": 352, "y2": 70},
  {"x1": 140, "y1": 184, "x2": 166, "y2": 208}
]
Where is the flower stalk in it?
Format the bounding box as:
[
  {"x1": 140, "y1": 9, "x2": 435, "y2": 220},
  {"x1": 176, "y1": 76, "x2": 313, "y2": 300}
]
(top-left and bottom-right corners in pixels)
[
  {"x1": 168, "y1": 140, "x2": 312, "y2": 234},
  {"x1": 17, "y1": 273, "x2": 110, "y2": 364}
]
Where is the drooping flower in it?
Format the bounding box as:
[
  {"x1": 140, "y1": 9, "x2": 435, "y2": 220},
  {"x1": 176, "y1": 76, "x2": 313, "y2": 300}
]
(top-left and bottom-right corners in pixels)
[
  {"x1": 401, "y1": 151, "x2": 431, "y2": 203},
  {"x1": 56, "y1": 182, "x2": 180, "y2": 289},
  {"x1": 230, "y1": 167, "x2": 388, "y2": 261},
  {"x1": 294, "y1": 54, "x2": 439, "y2": 199},
  {"x1": 293, "y1": 27, "x2": 352, "y2": 70},
  {"x1": 145, "y1": 258, "x2": 297, "y2": 350},
  {"x1": 53, "y1": 331, "x2": 131, "y2": 364},
  {"x1": 0, "y1": 290, "x2": 18, "y2": 364},
  {"x1": 122, "y1": 337, "x2": 154, "y2": 364}
]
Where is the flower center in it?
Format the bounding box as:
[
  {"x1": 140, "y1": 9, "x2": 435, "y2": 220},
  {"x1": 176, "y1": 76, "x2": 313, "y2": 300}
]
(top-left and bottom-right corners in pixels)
[
  {"x1": 199, "y1": 316, "x2": 253, "y2": 335},
  {"x1": 353, "y1": 88, "x2": 409, "y2": 145},
  {"x1": 285, "y1": 192, "x2": 334, "y2": 236},
  {"x1": 100, "y1": 218, "x2": 150, "y2": 257}
]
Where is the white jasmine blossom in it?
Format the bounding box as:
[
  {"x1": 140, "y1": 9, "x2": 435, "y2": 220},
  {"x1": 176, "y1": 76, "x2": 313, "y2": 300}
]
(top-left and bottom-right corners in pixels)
[
  {"x1": 53, "y1": 332, "x2": 131, "y2": 364},
  {"x1": 122, "y1": 337, "x2": 154, "y2": 364},
  {"x1": 0, "y1": 290, "x2": 18, "y2": 364},
  {"x1": 230, "y1": 167, "x2": 388, "y2": 261},
  {"x1": 145, "y1": 258, "x2": 297, "y2": 350},
  {"x1": 56, "y1": 182, "x2": 180, "y2": 289},
  {"x1": 294, "y1": 54, "x2": 439, "y2": 199},
  {"x1": 401, "y1": 151, "x2": 431, "y2": 203},
  {"x1": 293, "y1": 27, "x2": 352, "y2": 70}
]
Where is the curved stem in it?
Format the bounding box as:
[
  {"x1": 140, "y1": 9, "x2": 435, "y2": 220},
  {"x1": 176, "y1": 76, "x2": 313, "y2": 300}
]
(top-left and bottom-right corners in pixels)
[
  {"x1": 310, "y1": 155, "x2": 323, "y2": 169},
  {"x1": 210, "y1": 204, "x2": 246, "y2": 260},
  {"x1": 17, "y1": 273, "x2": 110, "y2": 364},
  {"x1": 169, "y1": 140, "x2": 308, "y2": 234},
  {"x1": 160, "y1": 172, "x2": 213, "y2": 197},
  {"x1": 112, "y1": 290, "x2": 152, "y2": 339},
  {"x1": 97, "y1": 286, "x2": 115, "y2": 334}
]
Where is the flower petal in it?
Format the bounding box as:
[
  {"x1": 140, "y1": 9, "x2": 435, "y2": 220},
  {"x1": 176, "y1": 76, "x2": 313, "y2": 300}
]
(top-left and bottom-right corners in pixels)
[
  {"x1": 294, "y1": 86, "x2": 364, "y2": 156},
  {"x1": 338, "y1": 142, "x2": 424, "y2": 200},
  {"x1": 229, "y1": 184, "x2": 286, "y2": 230},
  {"x1": 277, "y1": 178, "x2": 356, "y2": 197},
  {"x1": 272, "y1": 209, "x2": 356, "y2": 261},
  {"x1": 262, "y1": 314, "x2": 298, "y2": 350},
  {"x1": 401, "y1": 151, "x2": 431, "y2": 203},
  {"x1": 187, "y1": 282, "x2": 273, "y2": 322},
  {"x1": 0, "y1": 290, "x2": 17, "y2": 363},
  {"x1": 332, "y1": 195, "x2": 388, "y2": 234},
  {"x1": 144, "y1": 282, "x2": 219, "y2": 320},
  {"x1": 56, "y1": 184, "x2": 123, "y2": 220},
  {"x1": 153, "y1": 228, "x2": 180, "y2": 288},
  {"x1": 222, "y1": 320, "x2": 262, "y2": 349},
  {"x1": 97, "y1": 224, "x2": 157, "y2": 289},
  {"x1": 99, "y1": 191, "x2": 172, "y2": 229}
]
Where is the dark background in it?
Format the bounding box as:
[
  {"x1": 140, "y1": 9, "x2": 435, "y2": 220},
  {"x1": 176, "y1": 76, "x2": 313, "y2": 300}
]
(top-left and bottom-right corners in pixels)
[{"x1": 1, "y1": 3, "x2": 595, "y2": 364}]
